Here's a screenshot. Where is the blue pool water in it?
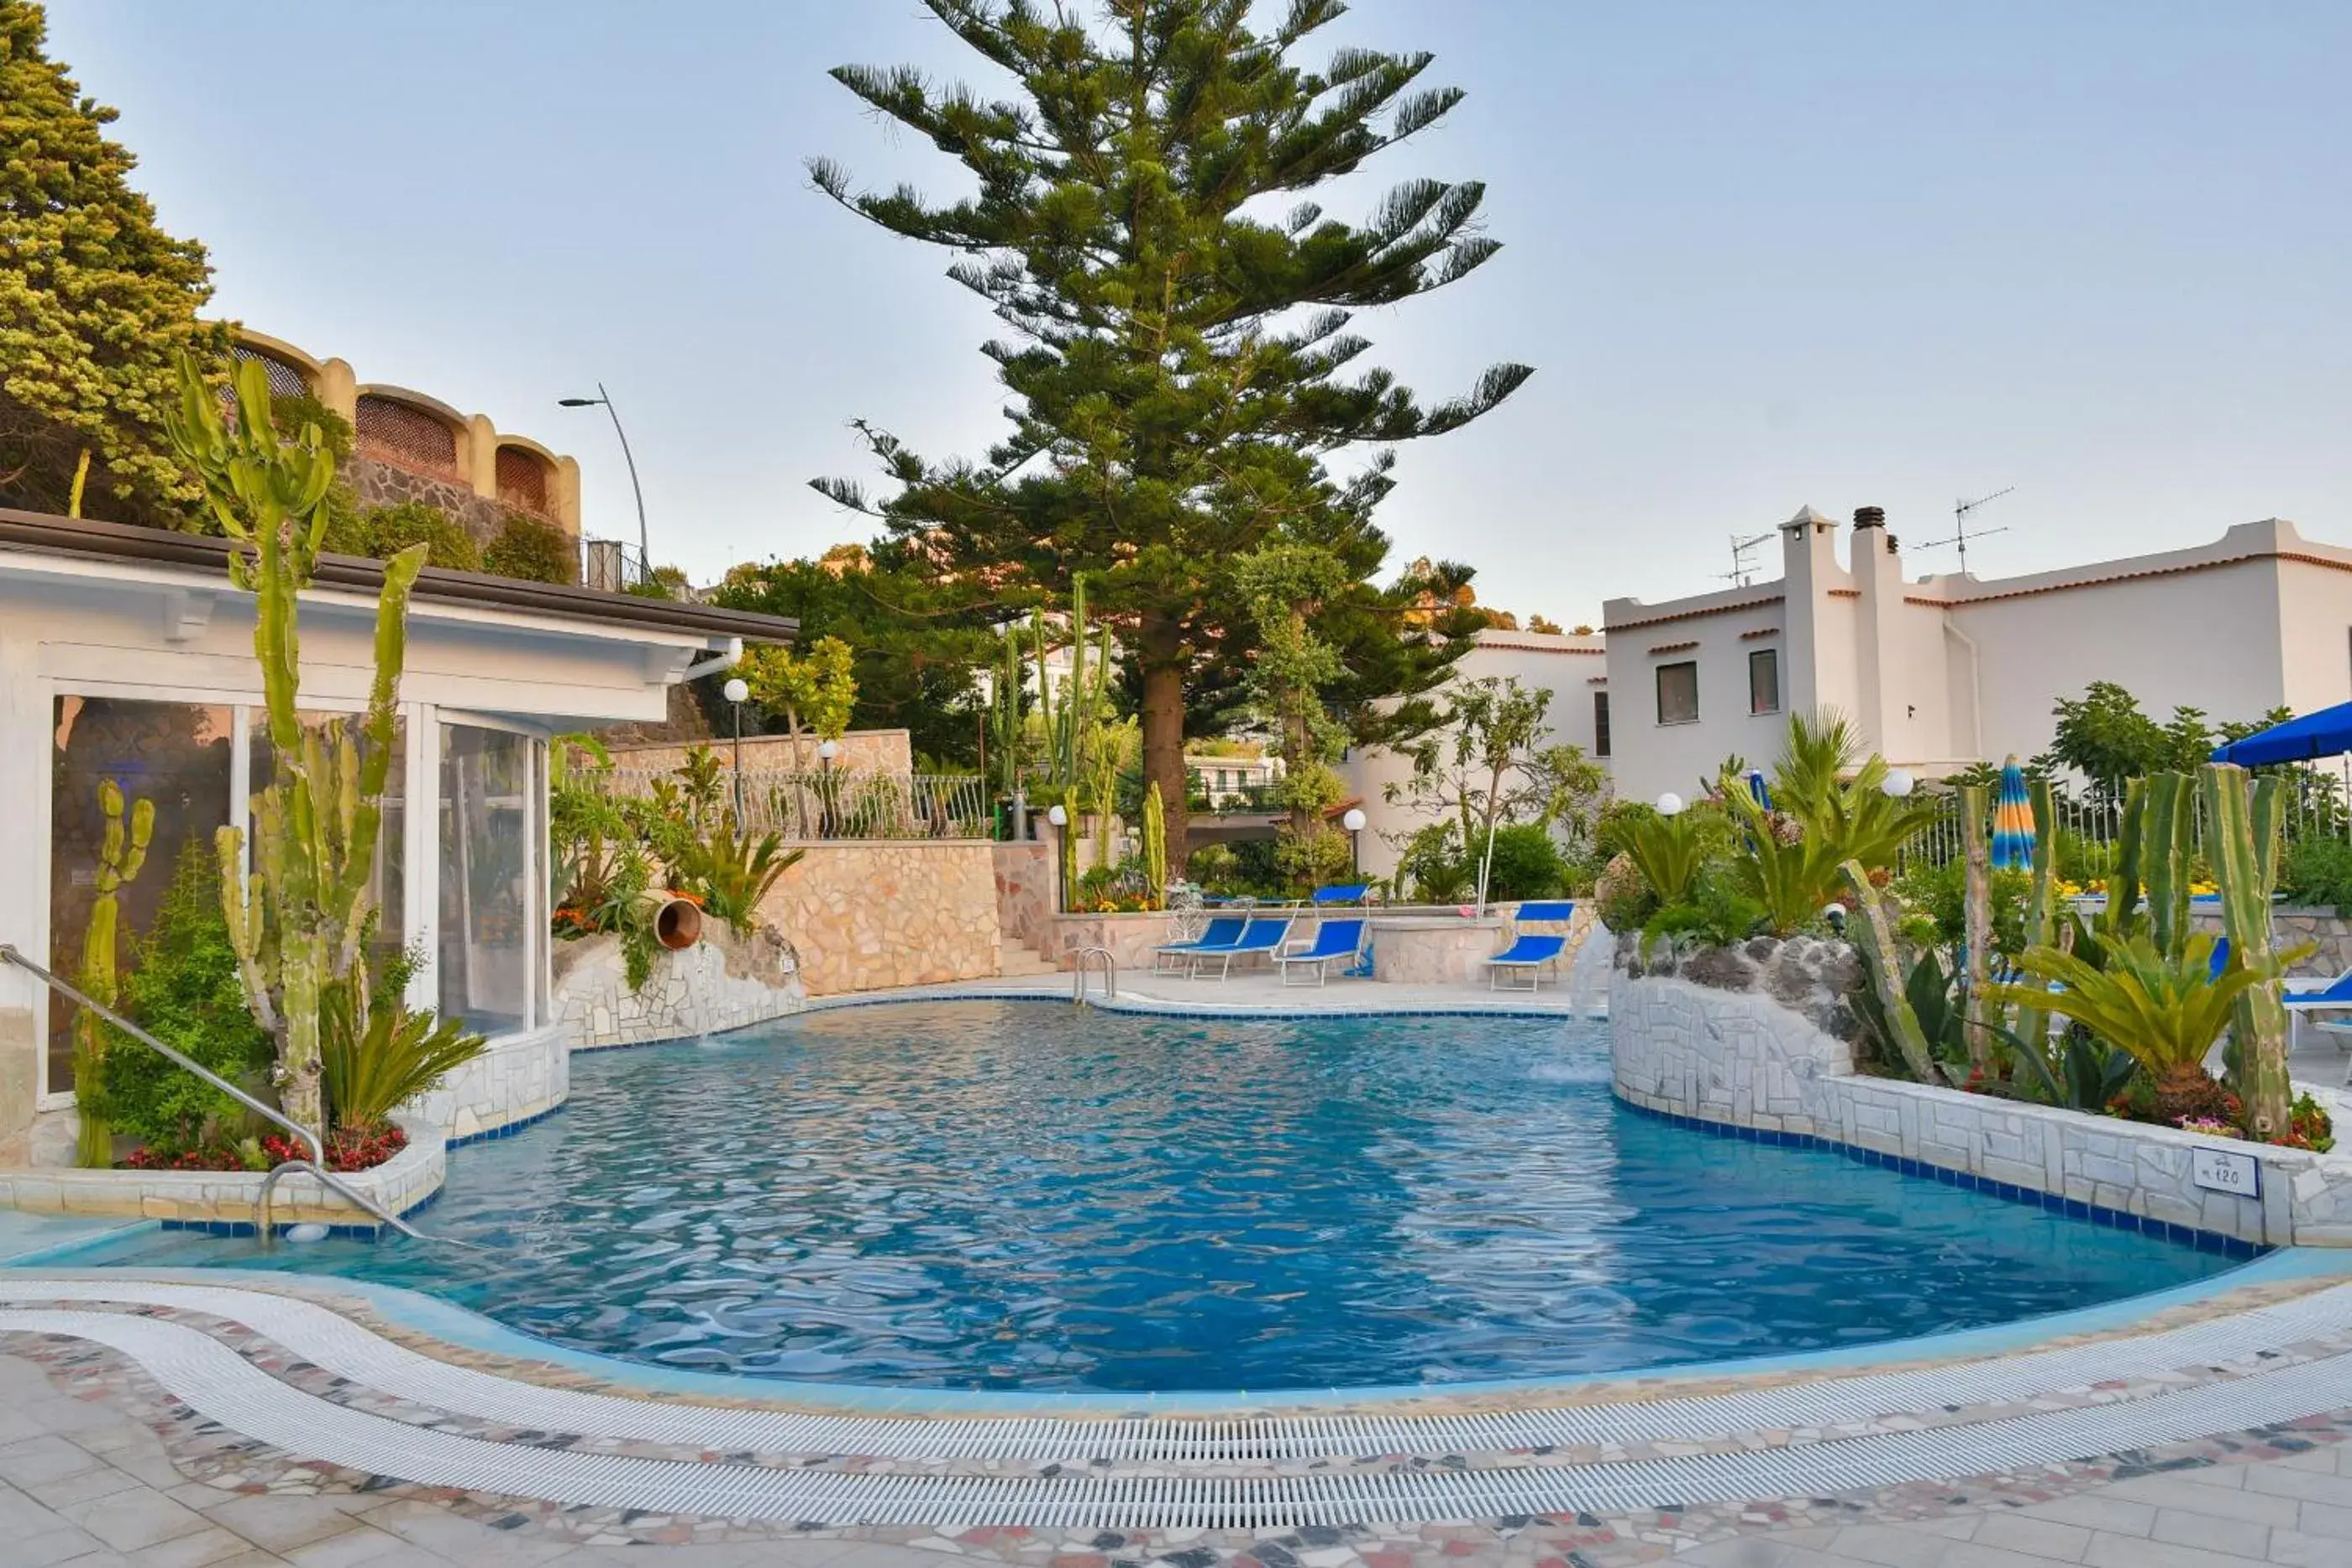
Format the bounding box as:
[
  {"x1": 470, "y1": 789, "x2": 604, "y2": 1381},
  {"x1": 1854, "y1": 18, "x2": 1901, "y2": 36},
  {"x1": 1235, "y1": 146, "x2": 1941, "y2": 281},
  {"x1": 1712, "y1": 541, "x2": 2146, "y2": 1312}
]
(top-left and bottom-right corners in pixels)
[{"x1": 64, "y1": 1002, "x2": 2239, "y2": 1392}]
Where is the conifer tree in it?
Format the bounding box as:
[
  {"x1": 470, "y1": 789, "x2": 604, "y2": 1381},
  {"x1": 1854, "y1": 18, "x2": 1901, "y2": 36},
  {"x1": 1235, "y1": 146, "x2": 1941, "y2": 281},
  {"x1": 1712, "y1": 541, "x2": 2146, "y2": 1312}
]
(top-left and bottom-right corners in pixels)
[
  {"x1": 0, "y1": 2, "x2": 222, "y2": 526},
  {"x1": 811, "y1": 0, "x2": 1530, "y2": 863}
]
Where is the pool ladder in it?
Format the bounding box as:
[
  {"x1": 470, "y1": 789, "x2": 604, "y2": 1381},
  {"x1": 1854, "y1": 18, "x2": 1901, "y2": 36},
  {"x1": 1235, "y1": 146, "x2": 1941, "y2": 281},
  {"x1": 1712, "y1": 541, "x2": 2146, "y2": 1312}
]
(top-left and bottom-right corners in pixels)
[
  {"x1": 1, "y1": 942, "x2": 447, "y2": 1249},
  {"x1": 1071, "y1": 946, "x2": 1117, "y2": 1005}
]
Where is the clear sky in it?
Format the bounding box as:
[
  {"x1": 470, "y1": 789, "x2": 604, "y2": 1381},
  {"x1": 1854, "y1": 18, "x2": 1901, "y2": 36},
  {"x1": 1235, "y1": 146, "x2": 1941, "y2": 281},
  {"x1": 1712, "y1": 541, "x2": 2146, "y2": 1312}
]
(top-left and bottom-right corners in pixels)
[{"x1": 46, "y1": 1, "x2": 2351, "y2": 627}]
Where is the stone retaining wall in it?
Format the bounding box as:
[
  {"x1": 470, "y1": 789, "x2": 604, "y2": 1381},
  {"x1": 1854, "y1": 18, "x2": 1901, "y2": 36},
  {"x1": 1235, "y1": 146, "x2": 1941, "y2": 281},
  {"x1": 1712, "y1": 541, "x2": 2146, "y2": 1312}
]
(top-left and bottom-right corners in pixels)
[
  {"x1": 552, "y1": 924, "x2": 805, "y2": 1050},
  {"x1": 2190, "y1": 906, "x2": 2352, "y2": 978},
  {"x1": 1611, "y1": 968, "x2": 2352, "y2": 1247},
  {"x1": 0, "y1": 1113, "x2": 444, "y2": 1226},
  {"x1": 762, "y1": 841, "x2": 1001, "y2": 994},
  {"x1": 993, "y1": 842, "x2": 1056, "y2": 952}
]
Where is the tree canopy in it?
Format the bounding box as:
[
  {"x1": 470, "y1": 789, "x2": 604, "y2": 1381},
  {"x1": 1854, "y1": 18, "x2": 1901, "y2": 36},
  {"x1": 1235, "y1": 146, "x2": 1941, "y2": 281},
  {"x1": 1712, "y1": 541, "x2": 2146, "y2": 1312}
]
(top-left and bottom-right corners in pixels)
[
  {"x1": 809, "y1": 0, "x2": 1530, "y2": 861},
  {"x1": 0, "y1": 2, "x2": 222, "y2": 526}
]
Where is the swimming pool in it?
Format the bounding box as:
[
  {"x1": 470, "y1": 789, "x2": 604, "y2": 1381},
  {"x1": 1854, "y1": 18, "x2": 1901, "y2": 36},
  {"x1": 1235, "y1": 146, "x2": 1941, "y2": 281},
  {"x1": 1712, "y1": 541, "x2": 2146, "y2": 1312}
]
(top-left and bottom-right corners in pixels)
[{"x1": 61, "y1": 1001, "x2": 2241, "y2": 1392}]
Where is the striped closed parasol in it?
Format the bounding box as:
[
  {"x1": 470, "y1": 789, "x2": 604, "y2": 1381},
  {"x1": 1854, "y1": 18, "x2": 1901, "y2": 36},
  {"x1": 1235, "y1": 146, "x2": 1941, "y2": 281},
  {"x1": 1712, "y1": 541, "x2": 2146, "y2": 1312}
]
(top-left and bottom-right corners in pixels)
[{"x1": 1990, "y1": 754, "x2": 2034, "y2": 869}]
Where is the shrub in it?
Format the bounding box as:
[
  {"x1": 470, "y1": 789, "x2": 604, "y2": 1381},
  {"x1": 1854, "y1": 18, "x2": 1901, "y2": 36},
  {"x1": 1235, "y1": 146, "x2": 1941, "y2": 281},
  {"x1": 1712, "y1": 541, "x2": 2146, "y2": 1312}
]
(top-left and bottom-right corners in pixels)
[
  {"x1": 1593, "y1": 851, "x2": 1651, "y2": 933},
  {"x1": 484, "y1": 511, "x2": 579, "y2": 584},
  {"x1": 319, "y1": 948, "x2": 486, "y2": 1131},
  {"x1": 1891, "y1": 860, "x2": 2033, "y2": 959},
  {"x1": 2280, "y1": 835, "x2": 2352, "y2": 915},
  {"x1": 88, "y1": 843, "x2": 276, "y2": 1156},
  {"x1": 363, "y1": 500, "x2": 481, "y2": 572},
  {"x1": 1474, "y1": 823, "x2": 1568, "y2": 901}
]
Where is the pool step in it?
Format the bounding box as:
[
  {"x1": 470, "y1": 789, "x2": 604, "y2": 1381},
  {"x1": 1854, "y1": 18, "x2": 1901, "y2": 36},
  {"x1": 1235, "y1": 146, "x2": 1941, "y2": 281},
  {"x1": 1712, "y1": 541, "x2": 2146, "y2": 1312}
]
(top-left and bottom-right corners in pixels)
[{"x1": 998, "y1": 940, "x2": 1061, "y2": 978}]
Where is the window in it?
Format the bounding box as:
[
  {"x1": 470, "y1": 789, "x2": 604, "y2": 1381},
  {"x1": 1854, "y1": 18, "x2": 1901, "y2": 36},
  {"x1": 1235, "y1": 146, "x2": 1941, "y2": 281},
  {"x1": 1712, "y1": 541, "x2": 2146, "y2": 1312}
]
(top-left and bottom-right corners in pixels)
[
  {"x1": 1593, "y1": 691, "x2": 1612, "y2": 758},
  {"x1": 438, "y1": 725, "x2": 541, "y2": 1036},
  {"x1": 1749, "y1": 648, "x2": 1781, "y2": 716},
  {"x1": 255, "y1": 711, "x2": 406, "y2": 977},
  {"x1": 1656, "y1": 661, "x2": 1699, "y2": 725},
  {"x1": 49, "y1": 698, "x2": 235, "y2": 1094}
]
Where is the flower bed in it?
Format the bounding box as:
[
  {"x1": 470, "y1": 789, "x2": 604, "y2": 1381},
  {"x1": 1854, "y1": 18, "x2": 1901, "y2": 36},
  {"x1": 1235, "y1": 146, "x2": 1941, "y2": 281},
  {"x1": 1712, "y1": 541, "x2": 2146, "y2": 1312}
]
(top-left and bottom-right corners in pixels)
[{"x1": 121, "y1": 1120, "x2": 410, "y2": 1173}]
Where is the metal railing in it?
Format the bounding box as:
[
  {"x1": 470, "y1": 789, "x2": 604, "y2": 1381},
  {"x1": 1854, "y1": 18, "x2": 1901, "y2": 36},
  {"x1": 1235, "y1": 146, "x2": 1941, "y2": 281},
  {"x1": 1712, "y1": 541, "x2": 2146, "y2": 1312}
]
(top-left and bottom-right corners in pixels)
[
  {"x1": 600, "y1": 768, "x2": 993, "y2": 841},
  {"x1": 0, "y1": 943, "x2": 431, "y2": 1245},
  {"x1": 1071, "y1": 946, "x2": 1117, "y2": 1004},
  {"x1": 1900, "y1": 766, "x2": 2352, "y2": 871}
]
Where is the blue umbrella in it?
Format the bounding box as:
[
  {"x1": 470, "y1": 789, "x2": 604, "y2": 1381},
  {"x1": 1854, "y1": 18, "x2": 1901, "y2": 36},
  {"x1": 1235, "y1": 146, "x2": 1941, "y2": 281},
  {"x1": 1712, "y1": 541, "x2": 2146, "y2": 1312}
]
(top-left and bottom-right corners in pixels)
[{"x1": 1990, "y1": 754, "x2": 2034, "y2": 870}]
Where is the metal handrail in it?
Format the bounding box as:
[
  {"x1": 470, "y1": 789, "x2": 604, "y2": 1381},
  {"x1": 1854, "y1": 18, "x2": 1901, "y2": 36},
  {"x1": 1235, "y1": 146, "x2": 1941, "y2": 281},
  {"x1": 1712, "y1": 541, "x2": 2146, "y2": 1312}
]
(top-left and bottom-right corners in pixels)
[
  {"x1": 1071, "y1": 946, "x2": 1117, "y2": 1005},
  {"x1": 0, "y1": 942, "x2": 427, "y2": 1243}
]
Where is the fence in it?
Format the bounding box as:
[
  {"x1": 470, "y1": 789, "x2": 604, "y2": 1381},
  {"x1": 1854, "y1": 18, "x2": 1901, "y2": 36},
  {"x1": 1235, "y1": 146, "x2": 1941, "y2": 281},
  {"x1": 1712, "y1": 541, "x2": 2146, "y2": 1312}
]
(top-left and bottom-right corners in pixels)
[
  {"x1": 1901, "y1": 764, "x2": 2352, "y2": 871},
  {"x1": 599, "y1": 768, "x2": 992, "y2": 842}
]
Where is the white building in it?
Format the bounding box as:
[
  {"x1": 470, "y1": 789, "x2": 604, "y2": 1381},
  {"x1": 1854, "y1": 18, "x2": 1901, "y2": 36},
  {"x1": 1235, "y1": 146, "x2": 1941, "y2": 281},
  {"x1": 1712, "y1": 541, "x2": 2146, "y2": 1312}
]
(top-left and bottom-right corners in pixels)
[
  {"x1": 0, "y1": 510, "x2": 794, "y2": 1161},
  {"x1": 1342, "y1": 627, "x2": 1607, "y2": 881},
  {"x1": 1600, "y1": 506, "x2": 2352, "y2": 803}
]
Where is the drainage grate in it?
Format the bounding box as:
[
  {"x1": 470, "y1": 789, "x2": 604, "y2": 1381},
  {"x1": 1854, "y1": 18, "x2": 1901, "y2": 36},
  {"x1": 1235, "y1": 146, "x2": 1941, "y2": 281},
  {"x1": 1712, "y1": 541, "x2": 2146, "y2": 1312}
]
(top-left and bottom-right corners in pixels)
[
  {"x1": 7, "y1": 1308, "x2": 2351, "y2": 1529},
  {"x1": 3, "y1": 1277, "x2": 2349, "y2": 1464}
]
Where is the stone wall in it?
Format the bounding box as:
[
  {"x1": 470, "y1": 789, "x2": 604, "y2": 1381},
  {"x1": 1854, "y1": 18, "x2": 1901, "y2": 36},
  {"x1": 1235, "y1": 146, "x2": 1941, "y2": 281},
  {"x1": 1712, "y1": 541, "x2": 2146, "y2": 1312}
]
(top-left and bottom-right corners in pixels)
[
  {"x1": 408, "y1": 1026, "x2": 569, "y2": 1139},
  {"x1": 760, "y1": 842, "x2": 1000, "y2": 995},
  {"x1": 1036, "y1": 911, "x2": 1180, "y2": 972},
  {"x1": 0, "y1": 1113, "x2": 444, "y2": 1226},
  {"x1": 349, "y1": 459, "x2": 531, "y2": 559},
  {"x1": 1610, "y1": 967, "x2": 2352, "y2": 1247},
  {"x1": 552, "y1": 923, "x2": 805, "y2": 1050},
  {"x1": 2190, "y1": 906, "x2": 2352, "y2": 978},
  {"x1": 605, "y1": 729, "x2": 914, "y2": 779},
  {"x1": 993, "y1": 842, "x2": 1056, "y2": 952}
]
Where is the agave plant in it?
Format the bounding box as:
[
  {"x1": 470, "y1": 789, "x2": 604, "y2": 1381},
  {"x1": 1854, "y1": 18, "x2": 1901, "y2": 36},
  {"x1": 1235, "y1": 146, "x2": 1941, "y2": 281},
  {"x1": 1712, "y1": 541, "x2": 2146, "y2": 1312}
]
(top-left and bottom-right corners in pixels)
[
  {"x1": 1990, "y1": 932, "x2": 2259, "y2": 1085},
  {"x1": 2008, "y1": 1030, "x2": 2140, "y2": 1114},
  {"x1": 319, "y1": 978, "x2": 486, "y2": 1132},
  {"x1": 679, "y1": 815, "x2": 805, "y2": 936}
]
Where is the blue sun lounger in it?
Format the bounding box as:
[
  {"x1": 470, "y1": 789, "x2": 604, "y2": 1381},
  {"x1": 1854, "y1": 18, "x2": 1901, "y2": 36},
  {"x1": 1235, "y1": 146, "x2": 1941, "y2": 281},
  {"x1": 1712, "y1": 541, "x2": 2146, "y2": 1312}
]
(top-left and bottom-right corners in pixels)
[
  {"x1": 1152, "y1": 916, "x2": 1247, "y2": 975},
  {"x1": 1486, "y1": 901, "x2": 1578, "y2": 992},
  {"x1": 1188, "y1": 915, "x2": 1293, "y2": 980},
  {"x1": 1310, "y1": 883, "x2": 1372, "y2": 905},
  {"x1": 1274, "y1": 919, "x2": 1368, "y2": 987}
]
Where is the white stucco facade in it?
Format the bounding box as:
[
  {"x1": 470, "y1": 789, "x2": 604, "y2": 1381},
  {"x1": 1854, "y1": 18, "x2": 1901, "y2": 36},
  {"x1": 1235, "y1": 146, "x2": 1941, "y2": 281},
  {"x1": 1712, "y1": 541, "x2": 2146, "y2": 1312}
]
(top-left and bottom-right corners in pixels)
[
  {"x1": 1341, "y1": 627, "x2": 1608, "y2": 880},
  {"x1": 1600, "y1": 508, "x2": 2352, "y2": 804},
  {"x1": 0, "y1": 512, "x2": 790, "y2": 1158}
]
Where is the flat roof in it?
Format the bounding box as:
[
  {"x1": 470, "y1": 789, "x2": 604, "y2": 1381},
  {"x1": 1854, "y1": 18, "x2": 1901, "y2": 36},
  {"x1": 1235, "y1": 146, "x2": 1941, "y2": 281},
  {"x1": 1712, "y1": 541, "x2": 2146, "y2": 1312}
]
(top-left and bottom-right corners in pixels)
[{"x1": 0, "y1": 509, "x2": 796, "y2": 646}]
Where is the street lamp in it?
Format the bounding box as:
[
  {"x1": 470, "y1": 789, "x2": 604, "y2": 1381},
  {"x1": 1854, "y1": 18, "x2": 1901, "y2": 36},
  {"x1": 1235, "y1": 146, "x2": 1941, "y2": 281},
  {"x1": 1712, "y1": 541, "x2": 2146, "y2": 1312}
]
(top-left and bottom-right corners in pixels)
[
  {"x1": 557, "y1": 383, "x2": 649, "y2": 578},
  {"x1": 722, "y1": 677, "x2": 749, "y2": 822},
  {"x1": 1342, "y1": 807, "x2": 1367, "y2": 874},
  {"x1": 1047, "y1": 803, "x2": 1069, "y2": 913},
  {"x1": 816, "y1": 738, "x2": 840, "y2": 837}
]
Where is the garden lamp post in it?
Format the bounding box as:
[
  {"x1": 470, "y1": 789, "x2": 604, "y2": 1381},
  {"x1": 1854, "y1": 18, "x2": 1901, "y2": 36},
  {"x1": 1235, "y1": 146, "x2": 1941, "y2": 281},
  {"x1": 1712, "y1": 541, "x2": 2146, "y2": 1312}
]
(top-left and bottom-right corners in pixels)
[
  {"x1": 1047, "y1": 803, "x2": 1068, "y2": 913},
  {"x1": 722, "y1": 677, "x2": 749, "y2": 823},
  {"x1": 557, "y1": 384, "x2": 649, "y2": 579},
  {"x1": 1342, "y1": 807, "x2": 1367, "y2": 875},
  {"x1": 817, "y1": 738, "x2": 839, "y2": 838}
]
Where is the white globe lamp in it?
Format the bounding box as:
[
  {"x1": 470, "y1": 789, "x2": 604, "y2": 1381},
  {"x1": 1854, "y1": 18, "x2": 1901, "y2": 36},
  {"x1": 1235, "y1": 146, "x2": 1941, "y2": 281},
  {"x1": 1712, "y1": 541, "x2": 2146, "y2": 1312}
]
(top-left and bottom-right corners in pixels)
[
  {"x1": 816, "y1": 739, "x2": 839, "y2": 763},
  {"x1": 721, "y1": 677, "x2": 749, "y2": 705},
  {"x1": 1341, "y1": 808, "x2": 1367, "y2": 832},
  {"x1": 1047, "y1": 804, "x2": 1068, "y2": 827},
  {"x1": 1656, "y1": 791, "x2": 1685, "y2": 817},
  {"x1": 1882, "y1": 768, "x2": 1915, "y2": 799}
]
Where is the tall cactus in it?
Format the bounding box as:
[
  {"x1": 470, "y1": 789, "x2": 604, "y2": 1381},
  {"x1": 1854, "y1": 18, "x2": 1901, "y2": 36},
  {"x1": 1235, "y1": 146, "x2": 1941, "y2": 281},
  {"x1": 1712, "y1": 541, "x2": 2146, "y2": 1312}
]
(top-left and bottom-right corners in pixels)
[
  {"x1": 2140, "y1": 771, "x2": 2196, "y2": 962},
  {"x1": 167, "y1": 354, "x2": 426, "y2": 1136},
  {"x1": 2202, "y1": 763, "x2": 2292, "y2": 1136},
  {"x1": 1036, "y1": 574, "x2": 1111, "y2": 789},
  {"x1": 988, "y1": 623, "x2": 1025, "y2": 799},
  {"x1": 1142, "y1": 781, "x2": 1168, "y2": 907},
  {"x1": 2099, "y1": 778, "x2": 2150, "y2": 946},
  {"x1": 73, "y1": 779, "x2": 155, "y2": 1167},
  {"x1": 1957, "y1": 782, "x2": 1993, "y2": 1074}
]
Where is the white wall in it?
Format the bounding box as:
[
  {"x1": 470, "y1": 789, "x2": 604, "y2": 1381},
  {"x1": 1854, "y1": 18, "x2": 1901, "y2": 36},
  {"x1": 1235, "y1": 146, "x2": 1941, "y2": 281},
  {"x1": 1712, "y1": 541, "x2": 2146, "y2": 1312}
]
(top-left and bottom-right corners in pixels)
[
  {"x1": 1341, "y1": 630, "x2": 1607, "y2": 880},
  {"x1": 1599, "y1": 598, "x2": 1788, "y2": 804},
  {"x1": 0, "y1": 548, "x2": 728, "y2": 1141}
]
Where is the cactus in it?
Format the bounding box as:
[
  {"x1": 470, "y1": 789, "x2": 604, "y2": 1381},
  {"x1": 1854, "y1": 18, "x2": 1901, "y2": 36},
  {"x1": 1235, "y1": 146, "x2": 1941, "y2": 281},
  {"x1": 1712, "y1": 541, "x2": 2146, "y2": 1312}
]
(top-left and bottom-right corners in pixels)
[
  {"x1": 1036, "y1": 575, "x2": 1112, "y2": 789},
  {"x1": 1142, "y1": 781, "x2": 1168, "y2": 907},
  {"x1": 2140, "y1": 771, "x2": 2196, "y2": 962},
  {"x1": 1958, "y1": 782, "x2": 1993, "y2": 1074},
  {"x1": 73, "y1": 779, "x2": 155, "y2": 1167},
  {"x1": 2202, "y1": 763, "x2": 2293, "y2": 1136},
  {"x1": 988, "y1": 624, "x2": 1025, "y2": 799},
  {"x1": 2099, "y1": 778, "x2": 2149, "y2": 947},
  {"x1": 168, "y1": 354, "x2": 426, "y2": 1137},
  {"x1": 1841, "y1": 859, "x2": 1940, "y2": 1084}
]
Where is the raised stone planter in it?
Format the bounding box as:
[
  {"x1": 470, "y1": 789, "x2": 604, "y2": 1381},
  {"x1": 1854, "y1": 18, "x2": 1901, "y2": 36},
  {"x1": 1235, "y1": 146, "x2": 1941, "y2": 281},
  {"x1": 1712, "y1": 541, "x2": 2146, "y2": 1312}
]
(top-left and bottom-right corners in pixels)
[
  {"x1": 1038, "y1": 911, "x2": 1179, "y2": 971},
  {"x1": 409, "y1": 1025, "x2": 568, "y2": 1141},
  {"x1": 552, "y1": 922, "x2": 805, "y2": 1051},
  {"x1": 1370, "y1": 916, "x2": 1504, "y2": 984},
  {"x1": 0, "y1": 1111, "x2": 443, "y2": 1227},
  {"x1": 1611, "y1": 962, "x2": 2352, "y2": 1247}
]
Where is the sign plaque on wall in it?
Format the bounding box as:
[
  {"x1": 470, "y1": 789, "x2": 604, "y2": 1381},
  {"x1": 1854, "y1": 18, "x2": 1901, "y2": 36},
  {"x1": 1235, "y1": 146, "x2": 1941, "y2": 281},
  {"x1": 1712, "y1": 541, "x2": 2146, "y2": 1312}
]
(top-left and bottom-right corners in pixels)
[{"x1": 2190, "y1": 1146, "x2": 2260, "y2": 1200}]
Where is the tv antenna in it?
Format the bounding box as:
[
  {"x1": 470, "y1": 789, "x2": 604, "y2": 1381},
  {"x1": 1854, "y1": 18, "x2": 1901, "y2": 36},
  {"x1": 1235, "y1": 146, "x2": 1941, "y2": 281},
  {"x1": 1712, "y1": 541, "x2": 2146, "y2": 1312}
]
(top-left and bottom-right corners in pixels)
[
  {"x1": 1919, "y1": 485, "x2": 2015, "y2": 575},
  {"x1": 1723, "y1": 530, "x2": 1774, "y2": 587}
]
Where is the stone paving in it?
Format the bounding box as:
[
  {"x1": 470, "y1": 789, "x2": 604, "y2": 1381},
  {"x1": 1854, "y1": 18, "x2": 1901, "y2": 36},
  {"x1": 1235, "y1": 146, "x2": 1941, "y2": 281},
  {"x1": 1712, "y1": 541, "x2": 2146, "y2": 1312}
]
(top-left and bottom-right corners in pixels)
[{"x1": 1, "y1": 1335, "x2": 2349, "y2": 1567}]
